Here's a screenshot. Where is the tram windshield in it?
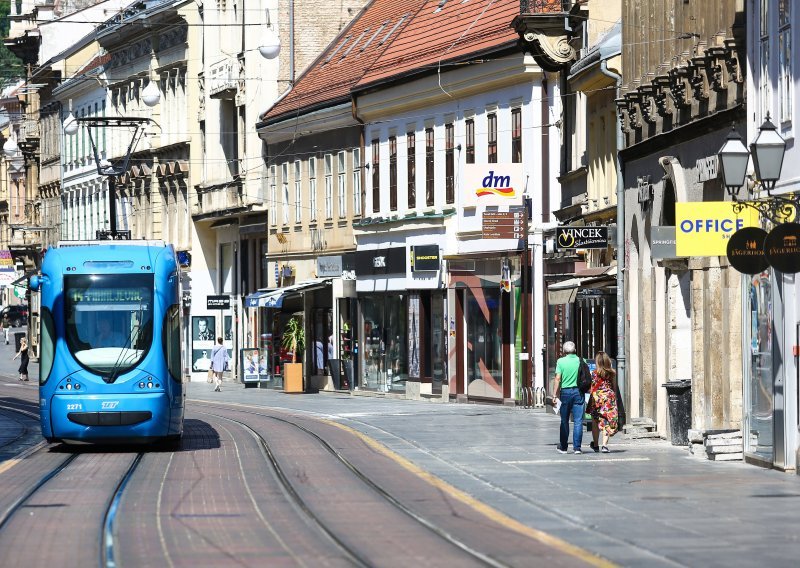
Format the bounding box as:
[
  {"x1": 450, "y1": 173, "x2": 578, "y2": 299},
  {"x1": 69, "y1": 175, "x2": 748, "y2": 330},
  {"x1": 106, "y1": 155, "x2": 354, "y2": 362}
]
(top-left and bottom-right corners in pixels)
[{"x1": 64, "y1": 274, "x2": 154, "y2": 378}]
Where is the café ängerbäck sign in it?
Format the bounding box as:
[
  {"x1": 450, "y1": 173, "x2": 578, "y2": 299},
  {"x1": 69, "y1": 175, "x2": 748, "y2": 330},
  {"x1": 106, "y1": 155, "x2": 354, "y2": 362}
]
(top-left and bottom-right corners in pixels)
[
  {"x1": 726, "y1": 227, "x2": 769, "y2": 274},
  {"x1": 556, "y1": 226, "x2": 608, "y2": 250}
]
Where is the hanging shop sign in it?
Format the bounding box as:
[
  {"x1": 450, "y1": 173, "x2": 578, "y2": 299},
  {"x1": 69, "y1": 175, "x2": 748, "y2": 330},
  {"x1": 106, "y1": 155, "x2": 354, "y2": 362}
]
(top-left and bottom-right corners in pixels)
[
  {"x1": 764, "y1": 222, "x2": 800, "y2": 274},
  {"x1": 410, "y1": 245, "x2": 440, "y2": 272},
  {"x1": 726, "y1": 227, "x2": 770, "y2": 274},
  {"x1": 651, "y1": 226, "x2": 678, "y2": 259},
  {"x1": 317, "y1": 255, "x2": 343, "y2": 278},
  {"x1": 675, "y1": 202, "x2": 760, "y2": 257},
  {"x1": 463, "y1": 163, "x2": 524, "y2": 207},
  {"x1": 556, "y1": 226, "x2": 608, "y2": 250},
  {"x1": 207, "y1": 295, "x2": 231, "y2": 310}
]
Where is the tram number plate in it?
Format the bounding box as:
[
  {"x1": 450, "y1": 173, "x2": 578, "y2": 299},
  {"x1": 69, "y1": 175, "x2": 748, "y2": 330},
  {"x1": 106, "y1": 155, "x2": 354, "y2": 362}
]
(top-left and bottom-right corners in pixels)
[{"x1": 66, "y1": 403, "x2": 82, "y2": 411}]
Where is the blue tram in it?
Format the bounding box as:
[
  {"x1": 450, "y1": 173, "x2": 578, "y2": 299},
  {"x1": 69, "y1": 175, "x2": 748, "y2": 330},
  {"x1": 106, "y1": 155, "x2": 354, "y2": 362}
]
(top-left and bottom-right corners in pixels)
[{"x1": 30, "y1": 241, "x2": 185, "y2": 444}]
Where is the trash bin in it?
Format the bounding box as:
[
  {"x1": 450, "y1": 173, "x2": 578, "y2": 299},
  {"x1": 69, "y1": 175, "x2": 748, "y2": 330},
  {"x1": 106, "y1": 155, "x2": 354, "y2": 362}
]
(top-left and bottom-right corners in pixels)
[{"x1": 663, "y1": 380, "x2": 692, "y2": 445}]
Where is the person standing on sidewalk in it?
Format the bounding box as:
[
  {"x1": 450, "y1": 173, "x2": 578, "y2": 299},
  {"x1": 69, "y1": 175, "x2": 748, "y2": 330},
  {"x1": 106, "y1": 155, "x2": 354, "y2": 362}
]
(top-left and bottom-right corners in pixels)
[
  {"x1": 553, "y1": 341, "x2": 584, "y2": 454},
  {"x1": 13, "y1": 336, "x2": 29, "y2": 381},
  {"x1": 210, "y1": 337, "x2": 229, "y2": 392},
  {"x1": 587, "y1": 351, "x2": 619, "y2": 453}
]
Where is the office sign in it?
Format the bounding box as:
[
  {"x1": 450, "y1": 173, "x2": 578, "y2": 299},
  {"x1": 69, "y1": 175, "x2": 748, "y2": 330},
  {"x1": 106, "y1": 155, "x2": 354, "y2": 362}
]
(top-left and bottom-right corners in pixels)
[
  {"x1": 727, "y1": 227, "x2": 770, "y2": 274},
  {"x1": 463, "y1": 163, "x2": 524, "y2": 207},
  {"x1": 556, "y1": 226, "x2": 608, "y2": 250},
  {"x1": 651, "y1": 226, "x2": 678, "y2": 259},
  {"x1": 411, "y1": 245, "x2": 440, "y2": 271},
  {"x1": 675, "y1": 202, "x2": 760, "y2": 256},
  {"x1": 317, "y1": 255, "x2": 343, "y2": 277},
  {"x1": 207, "y1": 295, "x2": 231, "y2": 310},
  {"x1": 764, "y1": 222, "x2": 800, "y2": 274}
]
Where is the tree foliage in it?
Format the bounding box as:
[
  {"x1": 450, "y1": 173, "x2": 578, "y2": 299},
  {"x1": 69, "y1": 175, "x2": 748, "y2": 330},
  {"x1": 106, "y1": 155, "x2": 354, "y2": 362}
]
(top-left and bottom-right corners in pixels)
[{"x1": 0, "y1": 1, "x2": 25, "y2": 88}]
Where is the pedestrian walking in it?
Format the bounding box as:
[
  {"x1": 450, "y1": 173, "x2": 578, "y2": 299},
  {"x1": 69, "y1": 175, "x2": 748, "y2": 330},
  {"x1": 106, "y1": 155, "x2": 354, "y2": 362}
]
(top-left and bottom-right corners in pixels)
[
  {"x1": 13, "y1": 336, "x2": 29, "y2": 381},
  {"x1": 587, "y1": 351, "x2": 619, "y2": 453},
  {"x1": 3, "y1": 324, "x2": 8, "y2": 345},
  {"x1": 553, "y1": 341, "x2": 584, "y2": 454},
  {"x1": 210, "y1": 336, "x2": 230, "y2": 392}
]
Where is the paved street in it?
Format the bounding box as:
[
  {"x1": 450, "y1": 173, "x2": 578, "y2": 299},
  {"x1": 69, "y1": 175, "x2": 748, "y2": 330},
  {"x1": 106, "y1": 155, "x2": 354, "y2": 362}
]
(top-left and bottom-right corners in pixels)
[
  {"x1": 187, "y1": 383, "x2": 800, "y2": 567},
  {"x1": 1, "y1": 336, "x2": 799, "y2": 566}
]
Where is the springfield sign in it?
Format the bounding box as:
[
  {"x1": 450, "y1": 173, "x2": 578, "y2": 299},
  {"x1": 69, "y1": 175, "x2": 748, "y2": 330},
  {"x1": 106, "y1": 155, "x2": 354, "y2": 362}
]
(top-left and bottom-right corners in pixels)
[
  {"x1": 463, "y1": 163, "x2": 524, "y2": 207},
  {"x1": 676, "y1": 202, "x2": 760, "y2": 256}
]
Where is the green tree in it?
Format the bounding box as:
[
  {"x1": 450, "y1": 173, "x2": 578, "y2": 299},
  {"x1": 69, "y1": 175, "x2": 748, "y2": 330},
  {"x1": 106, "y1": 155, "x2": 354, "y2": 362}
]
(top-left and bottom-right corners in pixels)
[{"x1": 0, "y1": 1, "x2": 25, "y2": 89}]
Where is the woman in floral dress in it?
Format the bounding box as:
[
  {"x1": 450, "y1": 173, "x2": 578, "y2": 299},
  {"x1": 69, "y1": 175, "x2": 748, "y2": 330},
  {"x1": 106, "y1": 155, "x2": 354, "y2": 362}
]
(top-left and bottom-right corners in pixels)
[{"x1": 587, "y1": 351, "x2": 618, "y2": 453}]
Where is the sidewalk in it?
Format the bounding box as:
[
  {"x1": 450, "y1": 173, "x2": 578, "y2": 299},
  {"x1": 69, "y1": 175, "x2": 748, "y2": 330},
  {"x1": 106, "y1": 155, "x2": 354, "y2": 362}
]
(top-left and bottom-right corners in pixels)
[{"x1": 190, "y1": 382, "x2": 800, "y2": 567}]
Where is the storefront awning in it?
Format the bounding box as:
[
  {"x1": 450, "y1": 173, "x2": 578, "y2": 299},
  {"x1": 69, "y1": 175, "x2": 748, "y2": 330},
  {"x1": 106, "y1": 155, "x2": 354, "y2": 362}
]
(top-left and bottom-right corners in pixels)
[
  {"x1": 245, "y1": 279, "x2": 332, "y2": 309},
  {"x1": 547, "y1": 267, "x2": 617, "y2": 305}
]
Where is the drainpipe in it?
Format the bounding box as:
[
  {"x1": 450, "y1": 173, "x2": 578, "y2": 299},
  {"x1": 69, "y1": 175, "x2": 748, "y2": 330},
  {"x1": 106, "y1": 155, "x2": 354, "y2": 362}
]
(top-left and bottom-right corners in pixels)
[
  {"x1": 289, "y1": 0, "x2": 295, "y2": 84},
  {"x1": 600, "y1": 59, "x2": 626, "y2": 408}
]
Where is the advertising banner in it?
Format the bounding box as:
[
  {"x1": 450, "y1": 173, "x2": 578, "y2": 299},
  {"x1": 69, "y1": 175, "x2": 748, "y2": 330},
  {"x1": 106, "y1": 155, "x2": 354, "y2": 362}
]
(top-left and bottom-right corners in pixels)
[
  {"x1": 675, "y1": 202, "x2": 760, "y2": 256},
  {"x1": 463, "y1": 163, "x2": 524, "y2": 207}
]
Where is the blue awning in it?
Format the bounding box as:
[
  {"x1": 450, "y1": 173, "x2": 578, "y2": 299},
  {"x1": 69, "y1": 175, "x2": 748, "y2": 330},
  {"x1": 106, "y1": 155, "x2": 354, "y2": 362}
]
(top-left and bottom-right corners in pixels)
[
  {"x1": 244, "y1": 279, "x2": 331, "y2": 309},
  {"x1": 244, "y1": 290, "x2": 270, "y2": 308}
]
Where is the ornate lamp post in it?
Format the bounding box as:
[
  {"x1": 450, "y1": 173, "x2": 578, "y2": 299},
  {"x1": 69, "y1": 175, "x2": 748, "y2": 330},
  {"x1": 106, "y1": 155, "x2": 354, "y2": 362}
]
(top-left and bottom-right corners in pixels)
[
  {"x1": 718, "y1": 115, "x2": 794, "y2": 224},
  {"x1": 63, "y1": 116, "x2": 155, "y2": 239}
]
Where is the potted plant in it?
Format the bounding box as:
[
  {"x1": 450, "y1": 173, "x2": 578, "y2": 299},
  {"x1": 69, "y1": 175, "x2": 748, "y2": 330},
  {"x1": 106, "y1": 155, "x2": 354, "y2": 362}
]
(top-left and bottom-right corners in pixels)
[{"x1": 281, "y1": 315, "x2": 305, "y2": 393}]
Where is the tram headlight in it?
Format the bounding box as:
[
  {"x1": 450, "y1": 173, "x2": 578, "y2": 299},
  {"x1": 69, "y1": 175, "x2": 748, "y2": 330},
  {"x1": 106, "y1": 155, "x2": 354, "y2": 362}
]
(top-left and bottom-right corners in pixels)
[
  {"x1": 139, "y1": 382, "x2": 145, "y2": 389},
  {"x1": 147, "y1": 382, "x2": 153, "y2": 389},
  {"x1": 74, "y1": 384, "x2": 80, "y2": 390},
  {"x1": 66, "y1": 383, "x2": 72, "y2": 390}
]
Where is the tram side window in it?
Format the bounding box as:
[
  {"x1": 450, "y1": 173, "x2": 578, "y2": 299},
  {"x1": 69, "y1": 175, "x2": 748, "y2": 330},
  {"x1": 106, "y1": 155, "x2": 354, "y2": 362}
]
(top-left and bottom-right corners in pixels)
[
  {"x1": 162, "y1": 304, "x2": 181, "y2": 382},
  {"x1": 39, "y1": 308, "x2": 55, "y2": 385}
]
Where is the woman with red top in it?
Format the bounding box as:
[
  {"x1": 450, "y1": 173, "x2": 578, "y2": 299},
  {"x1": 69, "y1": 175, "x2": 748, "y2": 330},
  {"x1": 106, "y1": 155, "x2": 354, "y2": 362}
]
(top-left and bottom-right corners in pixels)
[{"x1": 587, "y1": 351, "x2": 619, "y2": 453}]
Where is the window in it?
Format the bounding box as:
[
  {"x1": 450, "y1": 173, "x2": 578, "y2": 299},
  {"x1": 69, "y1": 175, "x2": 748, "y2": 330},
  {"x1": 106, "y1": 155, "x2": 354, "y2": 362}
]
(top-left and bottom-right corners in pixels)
[
  {"x1": 465, "y1": 118, "x2": 475, "y2": 164},
  {"x1": 294, "y1": 161, "x2": 302, "y2": 224},
  {"x1": 511, "y1": 107, "x2": 522, "y2": 163},
  {"x1": 353, "y1": 148, "x2": 362, "y2": 215},
  {"x1": 407, "y1": 132, "x2": 416, "y2": 209},
  {"x1": 281, "y1": 163, "x2": 289, "y2": 225},
  {"x1": 445, "y1": 123, "x2": 454, "y2": 204},
  {"x1": 324, "y1": 154, "x2": 333, "y2": 220},
  {"x1": 389, "y1": 136, "x2": 397, "y2": 211},
  {"x1": 309, "y1": 157, "x2": 317, "y2": 222},
  {"x1": 425, "y1": 128, "x2": 434, "y2": 207},
  {"x1": 487, "y1": 112, "x2": 497, "y2": 164},
  {"x1": 372, "y1": 140, "x2": 380, "y2": 213},
  {"x1": 269, "y1": 165, "x2": 277, "y2": 225},
  {"x1": 220, "y1": 242, "x2": 234, "y2": 293},
  {"x1": 337, "y1": 151, "x2": 346, "y2": 218},
  {"x1": 760, "y1": 1, "x2": 771, "y2": 123},
  {"x1": 779, "y1": 0, "x2": 792, "y2": 122}
]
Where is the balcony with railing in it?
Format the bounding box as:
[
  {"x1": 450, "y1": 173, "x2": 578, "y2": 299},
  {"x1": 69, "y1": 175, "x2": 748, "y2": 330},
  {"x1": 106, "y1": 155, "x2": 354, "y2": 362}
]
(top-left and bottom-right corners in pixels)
[{"x1": 208, "y1": 59, "x2": 237, "y2": 99}]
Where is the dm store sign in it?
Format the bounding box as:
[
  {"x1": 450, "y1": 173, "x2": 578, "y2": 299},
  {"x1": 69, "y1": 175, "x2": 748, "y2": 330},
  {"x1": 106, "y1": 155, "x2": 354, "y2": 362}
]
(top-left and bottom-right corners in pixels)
[
  {"x1": 675, "y1": 202, "x2": 759, "y2": 257},
  {"x1": 463, "y1": 163, "x2": 524, "y2": 207}
]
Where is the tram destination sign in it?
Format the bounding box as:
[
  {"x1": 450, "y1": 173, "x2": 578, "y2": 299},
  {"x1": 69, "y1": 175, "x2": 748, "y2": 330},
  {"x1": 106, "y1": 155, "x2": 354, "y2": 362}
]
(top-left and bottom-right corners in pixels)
[{"x1": 482, "y1": 208, "x2": 527, "y2": 239}]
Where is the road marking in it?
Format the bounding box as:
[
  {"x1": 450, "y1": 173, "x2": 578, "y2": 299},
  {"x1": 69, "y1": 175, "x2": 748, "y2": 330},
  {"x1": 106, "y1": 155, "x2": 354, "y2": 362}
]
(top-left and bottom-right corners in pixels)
[
  {"x1": 0, "y1": 441, "x2": 47, "y2": 475},
  {"x1": 505, "y1": 457, "x2": 651, "y2": 464}
]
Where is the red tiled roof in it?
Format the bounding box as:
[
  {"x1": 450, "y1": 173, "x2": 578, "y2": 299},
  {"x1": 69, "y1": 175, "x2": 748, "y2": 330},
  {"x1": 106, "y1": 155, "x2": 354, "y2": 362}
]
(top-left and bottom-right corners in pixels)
[
  {"x1": 355, "y1": 0, "x2": 520, "y2": 90},
  {"x1": 260, "y1": 0, "x2": 427, "y2": 123}
]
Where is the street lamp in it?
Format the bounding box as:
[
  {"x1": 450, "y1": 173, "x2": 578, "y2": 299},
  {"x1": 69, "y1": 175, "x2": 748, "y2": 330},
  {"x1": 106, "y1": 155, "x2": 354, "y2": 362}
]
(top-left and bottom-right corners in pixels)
[
  {"x1": 718, "y1": 116, "x2": 795, "y2": 224},
  {"x1": 63, "y1": 116, "x2": 155, "y2": 239},
  {"x1": 749, "y1": 113, "x2": 786, "y2": 193}
]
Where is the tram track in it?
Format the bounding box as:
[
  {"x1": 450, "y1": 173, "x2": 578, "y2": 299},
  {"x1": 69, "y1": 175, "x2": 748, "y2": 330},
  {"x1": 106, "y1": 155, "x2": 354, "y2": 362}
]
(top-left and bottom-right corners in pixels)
[
  {"x1": 196, "y1": 404, "x2": 513, "y2": 568},
  {"x1": 0, "y1": 403, "x2": 38, "y2": 453}
]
